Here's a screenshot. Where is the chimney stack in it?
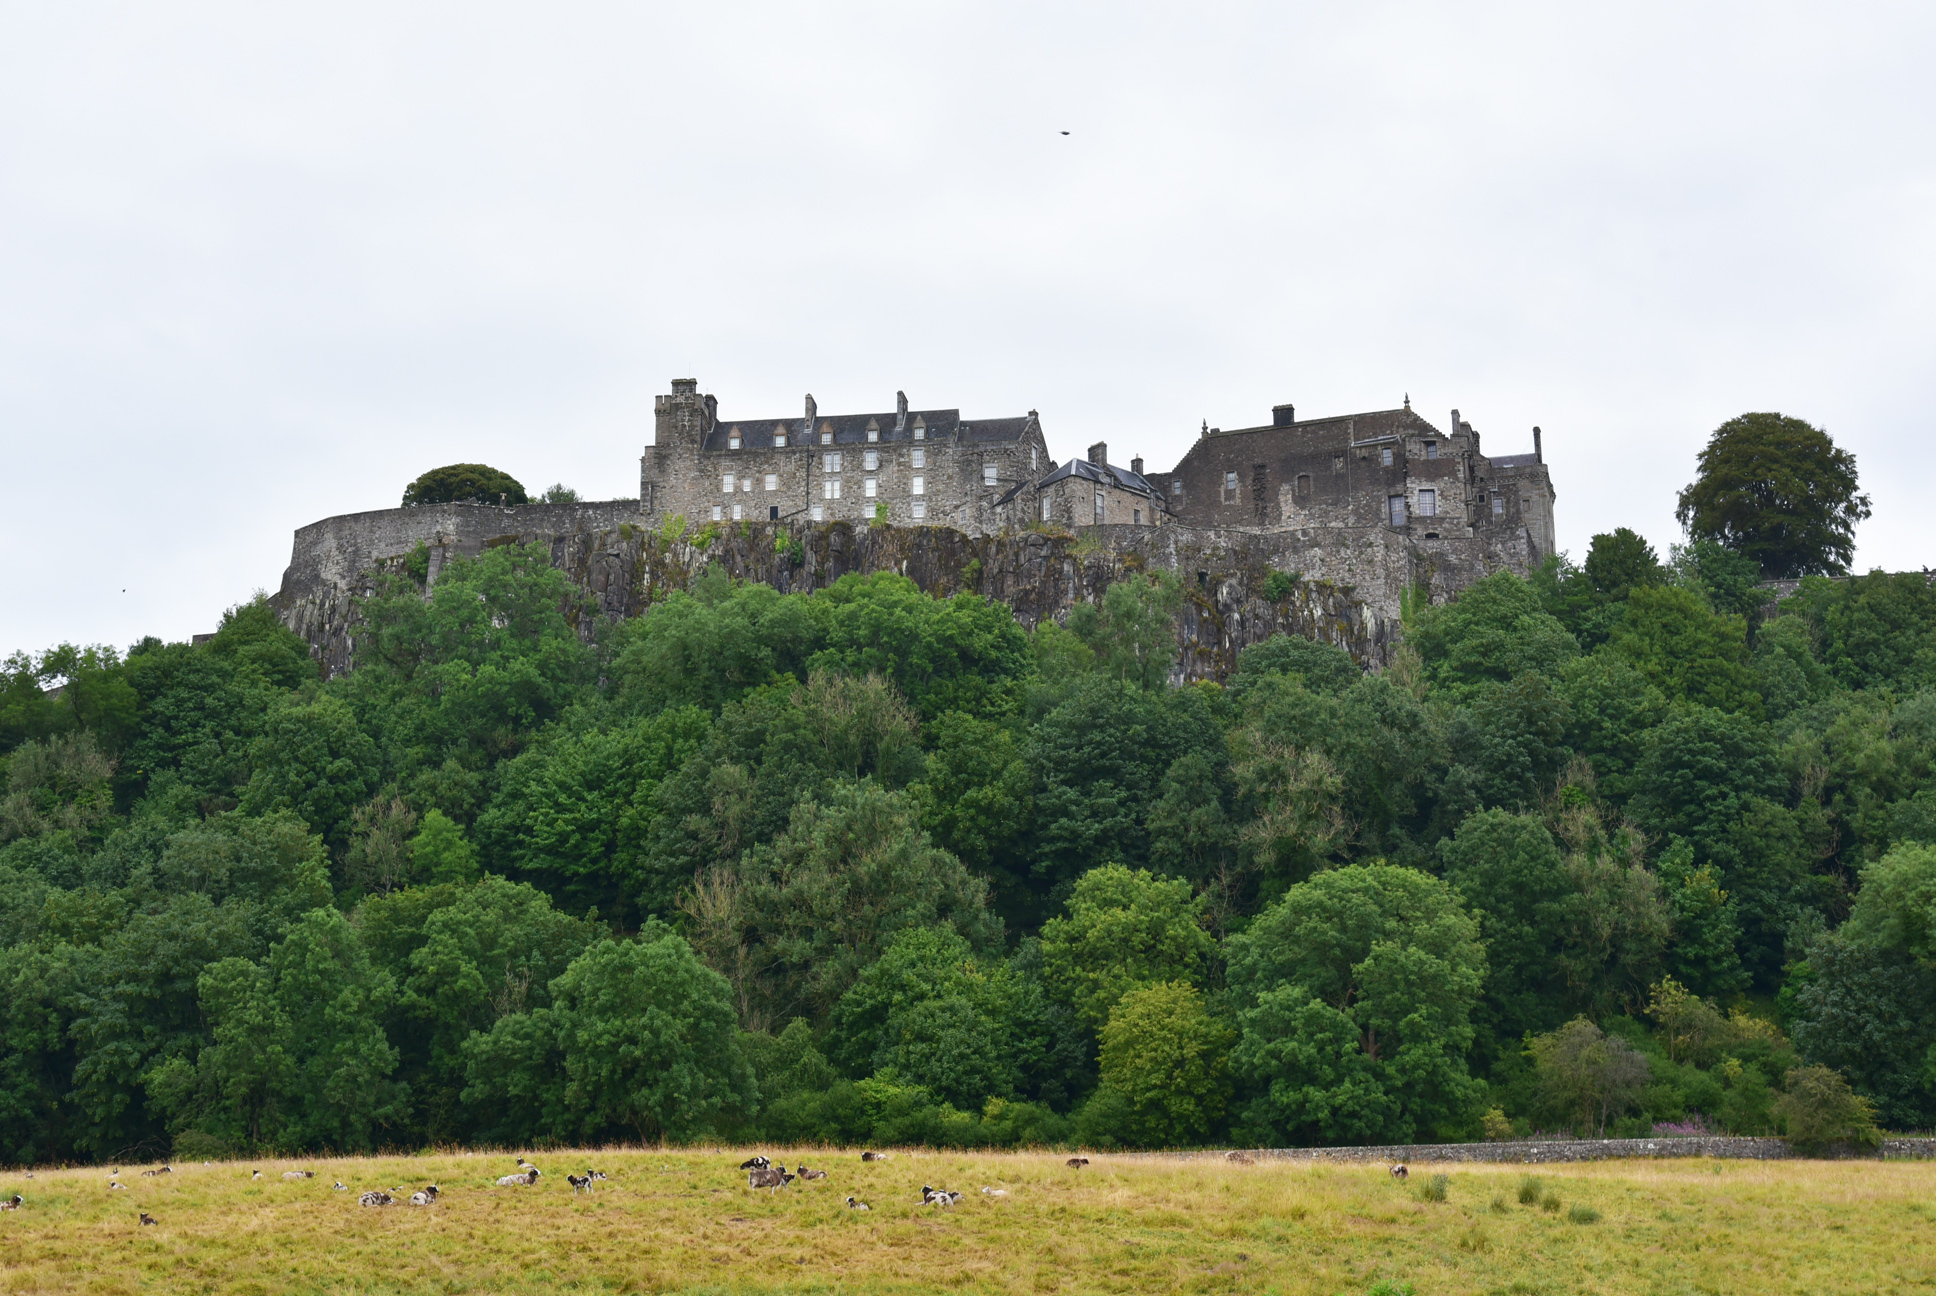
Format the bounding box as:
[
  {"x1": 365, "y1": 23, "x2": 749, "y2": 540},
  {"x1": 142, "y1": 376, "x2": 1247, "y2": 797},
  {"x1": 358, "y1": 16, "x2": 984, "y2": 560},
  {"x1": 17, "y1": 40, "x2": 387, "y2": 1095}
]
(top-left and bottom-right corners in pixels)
[
  {"x1": 1130, "y1": 455, "x2": 1144, "y2": 476},
  {"x1": 1088, "y1": 441, "x2": 1108, "y2": 467},
  {"x1": 895, "y1": 390, "x2": 908, "y2": 433},
  {"x1": 1533, "y1": 426, "x2": 1543, "y2": 462},
  {"x1": 1272, "y1": 403, "x2": 1296, "y2": 428}
]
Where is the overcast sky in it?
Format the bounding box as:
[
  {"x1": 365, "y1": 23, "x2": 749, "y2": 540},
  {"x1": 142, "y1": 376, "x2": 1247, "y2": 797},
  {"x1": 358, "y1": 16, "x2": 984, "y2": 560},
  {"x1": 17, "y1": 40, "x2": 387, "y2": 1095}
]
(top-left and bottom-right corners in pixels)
[{"x1": 3, "y1": 2, "x2": 1932, "y2": 657}]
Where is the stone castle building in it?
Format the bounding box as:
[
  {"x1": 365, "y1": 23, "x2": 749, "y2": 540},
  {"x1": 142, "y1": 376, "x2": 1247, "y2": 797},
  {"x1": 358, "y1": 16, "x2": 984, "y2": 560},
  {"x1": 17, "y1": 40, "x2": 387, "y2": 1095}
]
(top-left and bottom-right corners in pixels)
[{"x1": 276, "y1": 376, "x2": 1557, "y2": 678}]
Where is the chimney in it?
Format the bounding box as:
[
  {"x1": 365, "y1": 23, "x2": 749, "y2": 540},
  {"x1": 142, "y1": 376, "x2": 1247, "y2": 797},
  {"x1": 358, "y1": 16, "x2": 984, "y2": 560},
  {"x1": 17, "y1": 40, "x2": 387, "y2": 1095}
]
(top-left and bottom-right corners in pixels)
[
  {"x1": 1533, "y1": 426, "x2": 1543, "y2": 462},
  {"x1": 1130, "y1": 455, "x2": 1144, "y2": 476},
  {"x1": 804, "y1": 393, "x2": 816, "y2": 423},
  {"x1": 703, "y1": 393, "x2": 717, "y2": 430},
  {"x1": 1087, "y1": 441, "x2": 1108, "y2": 467},
  {"x1": 895, "y1": 390, "x2": 908, "y2": 433},
  {"x1": 1272, "y1": 403, "x2": 1296, "y2": 428}
]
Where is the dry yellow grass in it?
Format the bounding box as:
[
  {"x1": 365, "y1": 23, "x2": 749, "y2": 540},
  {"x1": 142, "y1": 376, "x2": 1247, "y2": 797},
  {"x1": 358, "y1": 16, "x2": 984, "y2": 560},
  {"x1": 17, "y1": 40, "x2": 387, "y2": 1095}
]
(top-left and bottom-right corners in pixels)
[{"x1": 0, "y1": 1147, "x2": 1930, "y2": 1294}]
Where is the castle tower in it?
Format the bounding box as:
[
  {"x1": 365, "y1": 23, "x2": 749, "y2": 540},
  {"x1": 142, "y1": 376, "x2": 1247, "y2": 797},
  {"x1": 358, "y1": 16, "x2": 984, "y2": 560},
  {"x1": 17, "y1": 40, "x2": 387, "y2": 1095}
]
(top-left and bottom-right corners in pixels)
[{"x1": 642, "y1": 378, "x2": 715, "y2": 515}]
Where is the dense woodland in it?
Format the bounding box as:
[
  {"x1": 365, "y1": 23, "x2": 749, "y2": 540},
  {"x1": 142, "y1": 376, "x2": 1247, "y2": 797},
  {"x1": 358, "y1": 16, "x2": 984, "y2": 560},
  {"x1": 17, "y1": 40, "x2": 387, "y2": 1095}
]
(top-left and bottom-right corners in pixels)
[{"x1": 1, "y1": 424, "x2": 1929, "y2": 1161}]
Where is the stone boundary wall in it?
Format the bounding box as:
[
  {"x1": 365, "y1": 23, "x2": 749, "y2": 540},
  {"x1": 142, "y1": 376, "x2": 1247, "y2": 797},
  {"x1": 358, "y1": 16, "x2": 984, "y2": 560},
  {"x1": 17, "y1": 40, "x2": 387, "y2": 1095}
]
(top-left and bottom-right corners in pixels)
[{"x1": 1127, "y1": 1136, "x2": 1936, "y2": 1165}]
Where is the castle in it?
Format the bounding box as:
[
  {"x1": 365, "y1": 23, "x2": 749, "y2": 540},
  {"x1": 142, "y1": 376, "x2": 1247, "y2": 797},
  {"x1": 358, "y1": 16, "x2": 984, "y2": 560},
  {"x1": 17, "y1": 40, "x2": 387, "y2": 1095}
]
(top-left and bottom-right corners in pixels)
[{"x1": 276, "y1": 377, "x2": 1557, "y2": 678}]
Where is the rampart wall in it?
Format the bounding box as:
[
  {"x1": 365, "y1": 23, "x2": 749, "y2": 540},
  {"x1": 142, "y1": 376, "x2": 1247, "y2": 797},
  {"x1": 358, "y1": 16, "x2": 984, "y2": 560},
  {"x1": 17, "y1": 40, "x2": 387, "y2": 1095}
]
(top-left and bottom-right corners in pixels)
[{"x1": 275, "y1": 501, "x2": 1534, "y2": 679}]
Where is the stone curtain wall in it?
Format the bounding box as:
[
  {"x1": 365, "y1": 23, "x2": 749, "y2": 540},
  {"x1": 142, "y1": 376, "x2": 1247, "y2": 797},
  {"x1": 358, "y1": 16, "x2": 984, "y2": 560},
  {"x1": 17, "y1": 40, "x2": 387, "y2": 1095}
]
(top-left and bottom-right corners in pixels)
[
  {"x1": 275, "y1": 501, "x2": 1537, "y2": 679},
  {"x1": 1134, "y1": 1137, "x2": 1936, "y2": 1165}
]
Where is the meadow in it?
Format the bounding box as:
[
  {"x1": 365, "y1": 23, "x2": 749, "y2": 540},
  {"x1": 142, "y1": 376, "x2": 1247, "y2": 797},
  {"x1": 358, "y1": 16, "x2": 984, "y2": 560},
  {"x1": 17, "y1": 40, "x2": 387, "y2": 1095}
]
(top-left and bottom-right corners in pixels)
[{"x1": 0, "y1": 1148, "x2": 1929, "y2": 1295}]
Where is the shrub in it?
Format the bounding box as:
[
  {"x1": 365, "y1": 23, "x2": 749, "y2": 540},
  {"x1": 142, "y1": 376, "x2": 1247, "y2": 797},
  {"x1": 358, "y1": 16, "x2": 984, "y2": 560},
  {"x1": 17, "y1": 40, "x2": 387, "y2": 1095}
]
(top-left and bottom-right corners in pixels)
[
  {"x1": 1774, "y1": 1064, "x2": 1881, "y2": 1151},
  {"x1": 402, "y1": 463, "x2": 528, "y2": 507},
  {"x1": 1416, "y1": 1173, "x2": 1449, "y2": 1203},
  {"x1": 1566, "y1": 1203, "x2": 1601, "y2": 1224},
  {"x1": 1540, "y1": 1191, "x2": 1562, "y2": 1212},
  {"x1": 1481, "y1": 1106, "x2": 1515, "y2": 1141},
  {"x1": 1517, "y1": 1175, "x2": 1543, "y2": 1205}
]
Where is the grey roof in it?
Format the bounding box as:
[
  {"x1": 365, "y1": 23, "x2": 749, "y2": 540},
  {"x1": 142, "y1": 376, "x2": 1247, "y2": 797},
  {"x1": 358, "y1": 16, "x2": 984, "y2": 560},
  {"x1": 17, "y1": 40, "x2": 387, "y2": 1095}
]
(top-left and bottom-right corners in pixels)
[
  {"x1": 1029, "y1": 457, "x2": 1166, "y2": 500},
  {"x1": 1207, "y1": 406, "x2": 1443, "y2": 442},
  {"x1": 702, "y1": 407, "x2": 1037, "y2": 452},
  {"x1": 1488, "y1": 453, "x2": 1542, "y2": 469}
]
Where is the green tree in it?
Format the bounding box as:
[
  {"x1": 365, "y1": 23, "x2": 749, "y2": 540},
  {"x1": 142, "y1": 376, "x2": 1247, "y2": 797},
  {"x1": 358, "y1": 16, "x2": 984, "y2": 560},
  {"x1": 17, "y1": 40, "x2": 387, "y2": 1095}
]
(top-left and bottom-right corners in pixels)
[
  {"x1": 237, "y1": 696, "x2": 381, "y2": 854},
  {"x1": 1608, "y1": 586, "x2": 1762, "y2": 716},
  {"x1": 1410, "y1": 572, "x2": 1579, "y2": 699},
  {"x1": 1038, "y1": 865, "x2": 1217, "y2": 1031},
  {"x1": 401, "y1": 463, "x2": 529, "y2": 506},
  {"x1": 1086, "y1": 982, "x2": 1234, "y2": 1148},
  {"x1": 1774, "y1": 1064, "x2": 1880, "y2": 1150},
  {"x1": 409, "y1": 810, "x2": 479, "y2": 886},
  {"x1": 1583, "y1": 528, "x2": 1666, "y2": 602},
  {"x1": 1526, "y1": 1017, "x2": 1651, "y2": 1137},
  {"x1": 1675, "y1": 412, "x2": 1869, "y2": 578},
  {"x1": 1227, "y1": 634, "x2": 1361, "y2": 698},
  {"x1": 1438, "y1": 810, "x2": 1571, "y2": 1052},
  {"x1": 1065, "y1": 571, "x2": 1185, "y2": 692},
  {"x1": 1225, "y1": 864, "x2": 1487, "y2": 1145},
  {"x1": 807, "y1": 573, "x2": 1033, "y2": 720}
]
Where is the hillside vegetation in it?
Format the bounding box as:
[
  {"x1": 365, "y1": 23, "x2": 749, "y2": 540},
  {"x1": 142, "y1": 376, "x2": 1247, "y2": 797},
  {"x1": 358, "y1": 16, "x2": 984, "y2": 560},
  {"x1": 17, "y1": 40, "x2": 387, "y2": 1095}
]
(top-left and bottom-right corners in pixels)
[{"x1": 4, "y1": 515, "x2": 1936, "y2": 1161}]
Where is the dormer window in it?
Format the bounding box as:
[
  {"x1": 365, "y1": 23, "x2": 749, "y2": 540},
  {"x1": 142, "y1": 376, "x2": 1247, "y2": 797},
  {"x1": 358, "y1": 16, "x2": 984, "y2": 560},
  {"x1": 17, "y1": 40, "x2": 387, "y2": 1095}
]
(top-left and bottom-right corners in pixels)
[
  {"x1": 867, "y1": 426, "x2": 880, "y2": 443},
  {"x1": 728, "y1": 431, "x2": 742, "y2": 450},
  {"x1": 821, "y1": 429, "x2": 833, "y2": 445},
  {"x1": 773, "y1": 432, "x2": 787, "y2": 448},
  {"x1": 912, "y1": 418, "x2": 926, "y2": 441}
]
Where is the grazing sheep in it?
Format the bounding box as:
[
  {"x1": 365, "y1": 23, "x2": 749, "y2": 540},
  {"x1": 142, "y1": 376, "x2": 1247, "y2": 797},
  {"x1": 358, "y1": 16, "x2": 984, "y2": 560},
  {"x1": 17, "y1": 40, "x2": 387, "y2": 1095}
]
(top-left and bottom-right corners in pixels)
[
  {"x1": 921, "y1": 1186, "x2": 963, "y2": 1207},
  {"x1": 1389, "y1": 1164, "x2": 1408, "y2": 1180},
  {"x1": 108, "y1": 1181, "x2": 126, "y2": 1191},
  {"x1": 795, "y1": 1165, "x2": 828, "y2": 1181},
  {"x1": 1066, "y1": 1157, "x2": 1090, "y2": 1168},
  {"x1": 981, "y1": 1187, "x2": 1007, "y2": 1197},
  {"x1": 408, "y1": 1186, "x2": 439, "y2": 1206},
  {"x1": 860, "y1": 1151, "x2": 889, "y2": 1162},
  {"x1": 846, "y1": 1196, "x2": 870, "y2": 1210},
  {"x1": 141, "y1": 1166, "x2": 173, "y2": 1177},
  {"x1": 333, "y1": 1182, "x2": 349, "y2": 1192},
  {"x1": 358, "y1": 1191, "x2": 394, "y2": 1207},
  {"x1": 747, "y1": 1167, "x2": 791, "y2": 1194},
  {"x1": 282, "y1": 1171, "x2": 315, "y2": 1181},
  {"x1": 495, "y1": 1169, "x2": 540, "y2": 1187},
  {"x1": 251, "y1": 1170, "x2": 262, "y2": 1180},
  {"x1": 139, "y1": 1212, "x2": 158, "y2": 1226},
  {"x1": 567, "y1": 1173, "x2": 593, "y2": 1194},
  {"x1": 1226, "y1": 1152, "x2": 1255, "y2": 1165},
  {"x1": 0, "y1": 1196, "x2": 21, "y2": 1211},
  {"x1": 738, "y1": 1155, "x2": 772, "y2": 1171},
  {"x1": 588, "y1": 1170, "x2": 608, "y2": 1182}
]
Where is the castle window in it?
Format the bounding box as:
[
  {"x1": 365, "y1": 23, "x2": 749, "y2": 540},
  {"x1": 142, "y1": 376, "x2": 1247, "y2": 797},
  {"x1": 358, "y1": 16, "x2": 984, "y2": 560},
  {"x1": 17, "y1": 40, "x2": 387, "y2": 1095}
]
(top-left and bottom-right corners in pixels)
[
  {"x1": 811, "y1": 504, "x2": 824, "y2": 522},
  {"x1": 912, "y1": 500, "x2": 927, "y2": 519},
  {"x1": 721, "y1": 475, "x2": 735, "y2": 495},
  {"x1": 1296, "y1": 473, "x2": 1311, "y2": 497},
  {"x1": 984, "y1": 463, "x2": 998, "y2": 487},
  {"x1": 740, "y1": 477, "x2": 753, "y2": 493},
  {"x1": 1381, "y1": 447, "x2": 1394, "y2": 468},
  {"x1": 731, "y1": 504, "x2": 743, "y2": 520},
  {"x1": 774, "y1": 432, "x2": 787, "y2": 448},
  {"x1": 711, "y1": 505, "x2": 723, "y2": 522},
  {"x1": 911, "y1": 447, "x2": 925, "y2": 469},
  {"x1": 1417, "y1": 488, "x2": 1436, "y2": 516},
  {"x1": 864, "y1": 477, "x2": 878, "y2": 498},
  {"x1": 1425, "y1": 441, "x2": 1437, "y2": 459},
  {"x1": 1133, "y1": 508, "x2": 1142, "y2": 525},
  {"x1": 825, "y1": 452, "x2": 841, "y2": 472},
  {"x1": 913, "y1": 419, "x2": 925, "y2": 441},
  {"x1": 1492, "y1": 496, "x2": 1504, "y2": 517},
  {"x1": 821, "y1": 429, "x2": 833, "y2": 445},
  {"x1": 1042, "y1": 495, "x2": 1053, "y2": 522},
  {"x1": 764, "y1": 474, "x2": 778, "y2": 492},
  {"x1": 1173, "y1": 478, "x2": 1184, "y2": 497},
  {"x1": 728, "y1": 433, "x2": 741, "y2": 450},
  {"x1": 1223, "y1": 471, "x2": 1237, "y2": 502},
  {"x1": 1389, "y1": 495, "x2": 1407, "y2": 526},
  {"x1": 1095, "y1": 492, "x2": 1106, "y2": 524},
  {"x1": 1031, "y1": 446, "x2": 1038, "y2": 470},
  {"x1": 864, "y1": 450, "x2": 879, "y2": 472},
  {"x1": 867, "y1": 427, "x2": 880, "y2": 443},
  {"x1": 824, "y1": 480, "x2": 841, "y2": 499},
  {"x1": 912, "y1": 475, "x2": 925, "y2": 495}
]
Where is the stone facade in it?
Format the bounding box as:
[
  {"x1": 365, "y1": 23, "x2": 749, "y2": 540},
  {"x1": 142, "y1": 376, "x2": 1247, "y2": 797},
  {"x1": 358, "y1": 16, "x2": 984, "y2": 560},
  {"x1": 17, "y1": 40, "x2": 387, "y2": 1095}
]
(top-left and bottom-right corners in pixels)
[
  {"x1": 1157, "y1": 401, "x2": 1557, "y2": 563},
  {"x1": 997, "y1": 441, "x2": 1172, "y2": 530},
  {"x1": 639, "y1": 379, "x2": 1052, "y2": 533}
]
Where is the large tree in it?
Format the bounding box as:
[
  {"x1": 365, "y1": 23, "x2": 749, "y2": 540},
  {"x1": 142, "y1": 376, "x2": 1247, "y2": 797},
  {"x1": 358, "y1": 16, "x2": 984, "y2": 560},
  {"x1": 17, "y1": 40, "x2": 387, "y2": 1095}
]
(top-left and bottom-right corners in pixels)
[
  {"x1": 1675, "y1": 413, "x2": 1869, "y2": 578},
  {"x1": 401, "y1": 463, "x2": 529, "y2": 507}
]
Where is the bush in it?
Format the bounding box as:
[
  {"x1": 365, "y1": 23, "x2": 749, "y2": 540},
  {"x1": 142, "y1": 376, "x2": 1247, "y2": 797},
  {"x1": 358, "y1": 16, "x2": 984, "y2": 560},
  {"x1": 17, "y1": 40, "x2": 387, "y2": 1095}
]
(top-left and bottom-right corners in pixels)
[
  {"x1": 1481, "y1": 1106, "x2": 1514, "y2": 1141},
  {"x1": 1774, "y1": 1064, "x2": 1881, "y2": 1151}
]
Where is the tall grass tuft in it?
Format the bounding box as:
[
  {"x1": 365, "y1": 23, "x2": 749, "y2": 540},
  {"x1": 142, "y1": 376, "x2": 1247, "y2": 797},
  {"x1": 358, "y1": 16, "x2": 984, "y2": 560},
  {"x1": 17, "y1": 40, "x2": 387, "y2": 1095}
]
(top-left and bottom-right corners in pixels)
[
  {"x1": 1416, "y1": 1173, "x2": 1449, "y2": 1203},
  {"x1": 1567, "y1": 1203, "x2": 1601, "y2": 1224},
  {"x1": 1517, "y1": 1175, "x2": 1543, "y2": 1205}
]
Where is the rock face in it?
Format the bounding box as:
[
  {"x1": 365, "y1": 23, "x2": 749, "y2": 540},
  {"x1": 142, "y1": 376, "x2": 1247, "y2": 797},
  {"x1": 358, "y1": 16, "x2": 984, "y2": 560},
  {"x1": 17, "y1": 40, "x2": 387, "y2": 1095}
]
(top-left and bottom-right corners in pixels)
[{"x1": 275, "y1": 499, "x2": 1534, "y2": 681}]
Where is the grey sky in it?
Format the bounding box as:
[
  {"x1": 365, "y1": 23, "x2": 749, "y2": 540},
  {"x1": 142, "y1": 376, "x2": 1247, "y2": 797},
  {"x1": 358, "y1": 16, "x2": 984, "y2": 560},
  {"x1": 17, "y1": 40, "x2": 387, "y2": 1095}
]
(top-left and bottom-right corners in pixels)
[{"x1": 4, "y1": 2, "x2": 1931, "y2": 657}]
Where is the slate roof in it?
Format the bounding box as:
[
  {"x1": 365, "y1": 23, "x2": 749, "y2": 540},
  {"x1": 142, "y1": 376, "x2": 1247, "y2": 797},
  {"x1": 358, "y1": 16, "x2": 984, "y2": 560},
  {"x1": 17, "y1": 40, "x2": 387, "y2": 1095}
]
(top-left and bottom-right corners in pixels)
[
  {"x1": 1000, "y1": 456, "x2": 1167, "y2": 507},
  {"x1": 702, "y1": 407, "x2": 1037, "y2": 452},
  {"x1": 1207, "y1": 407, "x2": 1442, "y2": 443},
  {"x1": 1488, "y1": 453, "x2": 1541, "y2": 469}
]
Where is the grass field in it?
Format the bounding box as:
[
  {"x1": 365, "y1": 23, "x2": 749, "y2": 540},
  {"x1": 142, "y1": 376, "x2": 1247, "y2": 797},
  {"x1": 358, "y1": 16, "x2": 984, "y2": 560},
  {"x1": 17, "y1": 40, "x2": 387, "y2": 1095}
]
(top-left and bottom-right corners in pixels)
[{"x1": 0, "y1": 1147, "x2": 1930, "y2": 1294}]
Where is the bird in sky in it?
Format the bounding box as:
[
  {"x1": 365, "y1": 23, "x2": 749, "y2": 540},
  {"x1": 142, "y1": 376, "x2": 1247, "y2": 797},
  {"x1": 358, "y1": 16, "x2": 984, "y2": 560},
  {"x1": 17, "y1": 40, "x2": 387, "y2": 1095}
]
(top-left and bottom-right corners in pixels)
[{"x1": 1060, "y1": 131, "x2": 1069, "y2": 135}]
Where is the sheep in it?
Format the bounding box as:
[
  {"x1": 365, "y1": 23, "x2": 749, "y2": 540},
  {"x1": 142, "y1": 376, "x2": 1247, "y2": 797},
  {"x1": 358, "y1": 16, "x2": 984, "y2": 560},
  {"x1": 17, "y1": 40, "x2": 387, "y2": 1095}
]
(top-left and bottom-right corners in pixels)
[
  {"x1": 495, "y1": 1169, "x2": 540, "y2": 1187},
  {"x1": 846, "y1": 1196, "x2": 870, "y2": 1210},
  {"x1": 138, "y1": 1212, "x2": 158, "y2": 1226},
  {"x1": 1389, "y1": 1164, "x2": 1408, "y2": 1180},
  {"x1": 358, "y1": 1191, "x2": 394, "y2": 1207},
  {"x1": 140, "y1": 1166, "x2": 173, "y2": 1177},
  {"x1": 747, "y1": 1167, "x2": 792, "y2": 1194},
  {"x1": 251, "y1": 1170, "x2": 262, "y2": 1180},
  {"x1": 408, "y1": 1185, "x2": 439, "y2": 1206},
  {"x1": 981, "y1": 1187, "x2": 1007, "y2": 1197},
  {"x1": 0, "y1": 1196, "x2": 21, "y2": 1211},
  {"x1": 859, "y1": 1151, "x2": 889, "y2": 1162},
  {"x1": 1066, "y1": 1157, "x2": 1090, "y2": 1168},
  {"x1": 567, "y1": 1173, "x2": 594, "y2": 1194},
  {"x1": 282, "y1": 1171, "x2": 315, "y2": 1181},
  {"x1": 108, "y1": 1181, "x2": 126, "y2": 1191},
  {"x1": 333, "y1": 1182, "x2": 349, "y2": 1192},
  {"x1": 588, "y1": 1170, "x2": 608, "y2": 1182},
  {"x1": 1225, "y1": 1151, "x2": 1255, "y2": 1165},
  {"x1": 738, "y1": 1155, "x2": 772, "y2": 1171},
  {"x1": 795, "y1": 1165, "x2": 828, "y2": 1182},
  {"x1": 921, "y1": 1185, "x2": 962, "y2": 1207}
]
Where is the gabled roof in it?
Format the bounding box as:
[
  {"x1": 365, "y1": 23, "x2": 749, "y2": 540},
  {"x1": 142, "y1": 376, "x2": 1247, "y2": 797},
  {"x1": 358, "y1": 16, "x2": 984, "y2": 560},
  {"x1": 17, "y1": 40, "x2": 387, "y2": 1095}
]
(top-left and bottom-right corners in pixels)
[{"x1": 1013, "y1": 456, "x2": 1167, "y2": 504}]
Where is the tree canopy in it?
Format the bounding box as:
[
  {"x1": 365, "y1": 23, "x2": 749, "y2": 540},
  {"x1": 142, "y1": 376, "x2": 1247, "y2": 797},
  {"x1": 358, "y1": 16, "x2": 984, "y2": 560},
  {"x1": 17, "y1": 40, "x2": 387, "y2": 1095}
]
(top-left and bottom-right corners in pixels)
[
  {"x1": 401, "y1": 463, "x2": 530, "y2": 507},
  {"x1": 1675, "y1": 412, "x2": 1869, "y2": 578}
]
